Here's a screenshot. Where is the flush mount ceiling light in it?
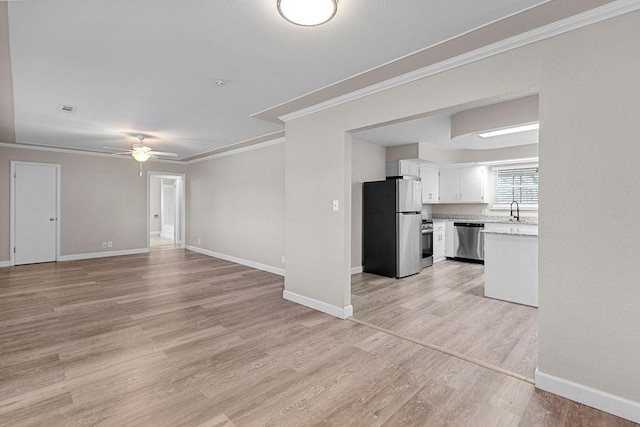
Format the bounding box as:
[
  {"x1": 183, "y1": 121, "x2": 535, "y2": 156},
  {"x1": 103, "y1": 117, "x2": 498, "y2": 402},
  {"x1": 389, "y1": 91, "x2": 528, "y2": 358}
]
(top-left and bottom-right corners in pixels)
[
  {"x1": 277, "y1": 0, "x2": 338, "y2": 26},
  {"x1": 478, "y1": 123, "x2": 540, "y2": 138}
]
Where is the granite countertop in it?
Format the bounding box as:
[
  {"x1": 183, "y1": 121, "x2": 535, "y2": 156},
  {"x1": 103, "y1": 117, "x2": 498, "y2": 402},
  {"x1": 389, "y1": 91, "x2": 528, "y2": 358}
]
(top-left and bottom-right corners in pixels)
[{"x1": 482, "y1": 228, "x2": 538, "y2": 237}]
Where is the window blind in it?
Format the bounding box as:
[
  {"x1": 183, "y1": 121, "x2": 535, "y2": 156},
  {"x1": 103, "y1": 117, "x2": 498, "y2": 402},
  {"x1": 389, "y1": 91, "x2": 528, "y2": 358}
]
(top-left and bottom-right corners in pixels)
[{"x1": 493, "y1": 166, "x2": 539, "y2": 205}]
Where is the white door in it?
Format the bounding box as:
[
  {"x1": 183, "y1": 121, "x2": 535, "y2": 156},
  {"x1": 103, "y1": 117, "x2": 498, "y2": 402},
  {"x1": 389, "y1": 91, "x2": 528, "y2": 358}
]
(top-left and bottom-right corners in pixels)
[
  {"x1": 160, "y1": 182, "x2": 176, "y2": 240},
  {"x1": 13, "y1": 163, "x2": 58, "y2": 265}
]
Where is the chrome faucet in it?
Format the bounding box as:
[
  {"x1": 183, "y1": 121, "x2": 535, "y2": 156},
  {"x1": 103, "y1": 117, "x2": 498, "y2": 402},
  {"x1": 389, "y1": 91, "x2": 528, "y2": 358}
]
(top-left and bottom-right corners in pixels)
[{"x1": 510, "y1": 200, "x2": 520, "y2": 222}]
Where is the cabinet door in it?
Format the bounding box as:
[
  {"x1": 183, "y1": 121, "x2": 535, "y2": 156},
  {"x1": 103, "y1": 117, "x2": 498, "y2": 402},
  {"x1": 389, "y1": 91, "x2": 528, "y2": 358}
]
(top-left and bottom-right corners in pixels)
[
  {"x1": 420, "y1": 165, "x2": 439, "y2": 203},
  {"x1": 434, "y1": 230, "x2": 445, "y2": 261},
  {"x1": 399, "y1": 160, "x2": 420, "y2": 177},
  {"x1": 439, "y1": 168, "x2": 459, "y2": 203},
  {"x1": 444, "y1": 221, "x2": 454, "y2": 257},
  {"x1": 459, "y1": 166, "x2": 485, "y2": 203}
]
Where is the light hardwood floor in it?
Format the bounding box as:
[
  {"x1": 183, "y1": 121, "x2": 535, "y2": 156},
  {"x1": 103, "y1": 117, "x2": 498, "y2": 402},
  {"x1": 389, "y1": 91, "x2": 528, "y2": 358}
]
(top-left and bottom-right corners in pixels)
[
  {"x1": 150, "y1": 235, "x2": 181, "y2": 251},
  {"x1": 0, "y1": 251, "x2": 634, "y2": 426},
  {"x1": 352, "y1": 260, "x2": 538, "y2": 380}
]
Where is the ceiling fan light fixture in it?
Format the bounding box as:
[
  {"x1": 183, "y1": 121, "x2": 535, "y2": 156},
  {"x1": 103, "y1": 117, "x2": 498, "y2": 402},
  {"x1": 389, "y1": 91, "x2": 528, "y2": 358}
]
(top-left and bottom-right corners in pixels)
[
  {"x1": 277, "y1": 0, "x2": 337, "y2": 26},
  {"x1": 132, "y1": 151, "x2": 150, "y2": 162}
]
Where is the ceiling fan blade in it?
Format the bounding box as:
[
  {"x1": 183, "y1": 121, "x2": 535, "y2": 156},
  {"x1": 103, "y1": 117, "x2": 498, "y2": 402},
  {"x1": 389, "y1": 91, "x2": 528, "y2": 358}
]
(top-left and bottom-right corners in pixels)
[
  {"x1": 110, "y1": 152, "x2": 133, "y2": 156},
  {"x1": 150, "y1": 151, "x2": 178, "y2": 157},
  {"x1": 103, "y1": 146, "x2": 133, "y2": 152}
]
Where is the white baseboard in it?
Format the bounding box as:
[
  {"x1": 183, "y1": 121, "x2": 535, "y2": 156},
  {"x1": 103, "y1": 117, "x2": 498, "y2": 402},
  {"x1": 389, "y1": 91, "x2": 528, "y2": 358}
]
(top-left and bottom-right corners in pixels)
[
  {"x1": 283, "y1": 290, "x2": 353, "y2": 320},
  {"x1": 150, "y1": 231, "x2": 161, "y2": 236},
  {"x1": 186, "y1": 245, "x2": 284, "y2": 276},
  {"x1": 351, "y1": 266, "x2": 363, "y2": 274},
  {"x1": 535, "y1": 369, "x2": 640, "y2": 423},
  {"x1": 58, "y1": 248, "x2": 150, "y2": 262},
  {"x1": 0, "y1": 261, "x2": 10, "y2": 268}
]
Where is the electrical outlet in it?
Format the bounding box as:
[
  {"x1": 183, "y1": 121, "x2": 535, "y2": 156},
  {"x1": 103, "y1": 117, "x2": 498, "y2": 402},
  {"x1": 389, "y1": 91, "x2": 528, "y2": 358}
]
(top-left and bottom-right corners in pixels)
[
  {"x1": 332, "y1": 200, "x2": 339, "y2": 211},
  {"x1": 107, "y1": 241, "x2": 112, "y2": 248},
  {"x1": 198, "y1": 238, "x2": 201, "y2": 245},
  {"x1": 281, "y1": 255, "x2": 285, "y2": 264},
  {"x1": 101, "y1": 241, "x2": 107, "y2": 248}
]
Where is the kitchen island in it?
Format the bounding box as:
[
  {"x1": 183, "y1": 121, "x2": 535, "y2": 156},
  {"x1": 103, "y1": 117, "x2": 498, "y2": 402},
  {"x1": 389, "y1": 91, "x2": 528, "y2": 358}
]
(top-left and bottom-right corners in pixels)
[{"x1": 482, "y1": 227, "x2": 538, "y2": 307}]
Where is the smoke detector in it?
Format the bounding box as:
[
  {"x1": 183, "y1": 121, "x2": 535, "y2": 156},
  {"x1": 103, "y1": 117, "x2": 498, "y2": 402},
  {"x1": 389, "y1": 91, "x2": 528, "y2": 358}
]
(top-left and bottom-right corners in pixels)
[
  {"x1": 213, "y1": 79, "x2": 225, "y2": 87},
  {"x1": 59, "y1": 105, "x2": 76, "y2": 113}
]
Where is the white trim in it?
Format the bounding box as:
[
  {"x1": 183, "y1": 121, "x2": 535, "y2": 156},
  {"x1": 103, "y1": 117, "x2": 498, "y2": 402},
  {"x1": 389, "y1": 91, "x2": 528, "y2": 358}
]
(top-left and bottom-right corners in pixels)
[
  {"x1": 57, "y1": 248, "x2": 149, "y2": 262},
  {"x1": 184, "y1": 138, "x2": 285, "y2": 164},
  {"x1": 0, "y1": 261, "x2": 10, "y2": 268},
  {"x1": 150, "y1": 231, "x2": 161, "y2": 236},
  {"x1": 10, "y1": 161, "x2": 61, "y2": 267},
  {"x1": 186, "y1": 245, "x2": 285, "y2": 276},
  {"x1": 278, "y1": 0, "x2": 640, "y2": 122},
  {"x1": 283, "y1": 290, "x2": 353, "y2": 320},
  {"x1": 535, "y1": 369, "x2": 640, "y2": 424},
  {"x1": 148, "y1": 172, "x2": 186, "y2": 251},
  {"x1": 0, "y1": 142, "x2": 182, "y2": 164},
  {"x1": 351, "y1": 266, "x2": 363, "y2": 274}
]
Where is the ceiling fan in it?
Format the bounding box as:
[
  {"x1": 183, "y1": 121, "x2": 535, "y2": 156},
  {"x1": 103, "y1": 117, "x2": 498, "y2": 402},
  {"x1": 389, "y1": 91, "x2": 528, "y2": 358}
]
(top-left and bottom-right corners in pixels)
[{"x1": 103, "y1": 134, "x2": 178, "y2": 175}]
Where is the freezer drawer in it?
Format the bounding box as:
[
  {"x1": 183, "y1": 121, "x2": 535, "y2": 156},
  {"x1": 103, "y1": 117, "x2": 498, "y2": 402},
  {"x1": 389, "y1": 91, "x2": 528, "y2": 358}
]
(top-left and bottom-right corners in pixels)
[{"x1": 397, "y1": 213, "x2": 421, "y2": 278}]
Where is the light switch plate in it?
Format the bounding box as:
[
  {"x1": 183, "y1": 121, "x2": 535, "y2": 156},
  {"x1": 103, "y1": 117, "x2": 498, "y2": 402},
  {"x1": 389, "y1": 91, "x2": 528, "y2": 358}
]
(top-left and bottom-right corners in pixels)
[{"x1": 332, "y1": 200, "x2": 339, "y2": 211}]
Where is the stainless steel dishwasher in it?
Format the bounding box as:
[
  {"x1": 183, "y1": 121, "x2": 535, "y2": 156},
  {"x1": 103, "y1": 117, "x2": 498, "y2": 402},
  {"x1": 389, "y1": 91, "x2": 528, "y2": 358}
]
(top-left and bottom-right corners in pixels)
[{"x1": 453, "y1": 222, "x2": 484, "y2": 262}]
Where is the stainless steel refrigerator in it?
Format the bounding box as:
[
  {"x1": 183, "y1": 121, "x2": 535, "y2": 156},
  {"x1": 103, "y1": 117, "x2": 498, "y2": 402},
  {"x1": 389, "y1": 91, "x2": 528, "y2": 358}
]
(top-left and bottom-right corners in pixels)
[{"x1": 363, "y1": 178, "x2": 422, "y2": 278}]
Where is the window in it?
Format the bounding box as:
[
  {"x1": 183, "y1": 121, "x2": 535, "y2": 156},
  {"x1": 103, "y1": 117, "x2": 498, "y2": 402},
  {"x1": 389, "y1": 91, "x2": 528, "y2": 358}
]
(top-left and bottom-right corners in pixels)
[{"x1": 492, "y1": 165, "x2": 539, "y2": 208}]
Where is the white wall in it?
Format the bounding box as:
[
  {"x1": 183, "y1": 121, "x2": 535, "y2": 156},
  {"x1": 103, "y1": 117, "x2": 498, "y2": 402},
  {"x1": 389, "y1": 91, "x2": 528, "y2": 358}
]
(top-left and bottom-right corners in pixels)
[
  {"x1": 0, "y1": 145, "x2": 185, "y2": 260},
  {"x1": 283, "y1": 10, "x2": 640, "y2": 416},
  {"x1": 186, "y1": 142, "x2": 284, "y2": 270},
  {"x1": 351, "y1": 138, "x2": 386, "y2": 268}
]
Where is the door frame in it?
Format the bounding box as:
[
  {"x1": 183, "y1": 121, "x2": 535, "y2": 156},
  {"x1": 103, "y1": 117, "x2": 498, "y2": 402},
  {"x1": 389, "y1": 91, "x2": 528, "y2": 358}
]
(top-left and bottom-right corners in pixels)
[
  {"x1": 147, "y1": 171, "x2": 186, "y2": 249},
  {"x1": 10, "y1": 161, "x2": 61, "y2": 266}
]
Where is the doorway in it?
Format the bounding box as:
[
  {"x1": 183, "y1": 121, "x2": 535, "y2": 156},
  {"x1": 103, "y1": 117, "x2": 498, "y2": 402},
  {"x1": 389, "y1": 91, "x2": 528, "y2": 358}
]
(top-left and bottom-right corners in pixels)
[
  {"x1": 348, "y1": 97, "x2": 540, "y2": 382},
  {"x1": 148, "y1": 172, "x2": 185, "y2": 251},
  {"x1": 10, "y1": 161, "x2": 60, "y2": 265}
]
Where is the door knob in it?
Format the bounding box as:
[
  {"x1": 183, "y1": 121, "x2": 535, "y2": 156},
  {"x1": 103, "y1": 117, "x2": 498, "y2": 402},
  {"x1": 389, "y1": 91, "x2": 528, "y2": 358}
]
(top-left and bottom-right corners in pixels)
[{"x1": 49, "y1": 217, "x2": 55, "y2": 221}]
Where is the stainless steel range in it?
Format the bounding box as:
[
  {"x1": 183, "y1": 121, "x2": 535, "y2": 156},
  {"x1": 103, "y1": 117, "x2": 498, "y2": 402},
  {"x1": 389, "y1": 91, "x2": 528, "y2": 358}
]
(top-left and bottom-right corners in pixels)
[{"x1": 421, "y1": 219, "x2": 433, "y2": 268}]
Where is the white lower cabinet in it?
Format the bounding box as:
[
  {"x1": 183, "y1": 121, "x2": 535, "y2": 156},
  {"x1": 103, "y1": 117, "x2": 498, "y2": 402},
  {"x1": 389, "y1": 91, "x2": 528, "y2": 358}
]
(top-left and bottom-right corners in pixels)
[
  {"x1": 444, "y1": 221, "x2": 454, "y2": 258},
  {"x1": 432, "y1": 221, "x2": 446, "y2": 262}
]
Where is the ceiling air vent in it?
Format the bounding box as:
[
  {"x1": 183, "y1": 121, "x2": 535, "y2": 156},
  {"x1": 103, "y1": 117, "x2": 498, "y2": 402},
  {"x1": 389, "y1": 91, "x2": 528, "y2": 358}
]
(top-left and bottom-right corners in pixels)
[{"x1": 60, "y1": 105, "x2": 76, "y2": 113}]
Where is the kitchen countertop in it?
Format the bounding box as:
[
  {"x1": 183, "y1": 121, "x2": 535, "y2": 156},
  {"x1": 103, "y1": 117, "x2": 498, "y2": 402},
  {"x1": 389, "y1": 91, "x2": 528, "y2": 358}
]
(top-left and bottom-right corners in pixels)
[
  {"x1": 482, "y1": 228, "x2": 538, "y2": 237},
  {"x1": 429, "y1": 215, "x2": 538, "y2": 225}
]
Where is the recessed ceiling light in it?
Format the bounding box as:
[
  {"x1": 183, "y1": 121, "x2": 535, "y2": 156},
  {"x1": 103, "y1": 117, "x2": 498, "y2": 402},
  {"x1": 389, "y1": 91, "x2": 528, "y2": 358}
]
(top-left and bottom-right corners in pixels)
[
  {"x1": 277, "y1": 0, "x2": 338, "y2": 27},
  {"x1": 478, "y1": 123, "x2": 539, "y2": 138}
]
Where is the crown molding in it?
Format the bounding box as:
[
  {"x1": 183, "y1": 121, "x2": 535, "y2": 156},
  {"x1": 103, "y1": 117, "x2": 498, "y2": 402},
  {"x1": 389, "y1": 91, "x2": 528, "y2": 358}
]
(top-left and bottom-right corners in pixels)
[
  {"x1": 0, "y1": 136, "x2": 285, "y2": 164},
  {"x1": 0, "y1": 141, "x2": 183, "y2": 163},
  {"x1": 279, "y1": 0, "x2": 640, "y2": 123},
  {"x1": 184, "y1": 137, "x2": 285, "y2": 164}
]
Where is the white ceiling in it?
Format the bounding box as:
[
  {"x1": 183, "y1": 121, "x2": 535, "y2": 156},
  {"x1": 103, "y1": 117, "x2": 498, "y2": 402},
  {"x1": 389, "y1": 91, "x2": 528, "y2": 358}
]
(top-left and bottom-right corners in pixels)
[{"x1": 7, "y1": 0, "x2": 546, "y2": 159}]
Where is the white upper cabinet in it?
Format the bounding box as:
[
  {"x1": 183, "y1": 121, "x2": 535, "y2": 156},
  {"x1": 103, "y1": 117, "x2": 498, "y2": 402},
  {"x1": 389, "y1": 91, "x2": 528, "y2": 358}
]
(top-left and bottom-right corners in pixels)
[
  {"x1": 459, "y1": 166, "x2": 486, "y2": 203},
  {"x1": 386, "y1": 160, "x2": 419, "y2": 178},
  {"x1": 439, "y1": 166, "x2": 486, "y2": 203},
  {"x1": 419, "y1": 164, "x2": 439, "y2": 204},
  {"x1": 438, "y1": 168, "x2": 460, "y2": 203}
]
